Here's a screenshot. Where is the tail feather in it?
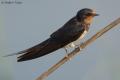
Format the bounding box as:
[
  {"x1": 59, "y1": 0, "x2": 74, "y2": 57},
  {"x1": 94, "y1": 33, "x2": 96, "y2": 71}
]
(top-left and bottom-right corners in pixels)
[
  {"x1": 17, "y1": 38, "x2": 64, "y2": 62},
  {"x1": 3, "y1": 50, "x2": 27, "y2": 57}
]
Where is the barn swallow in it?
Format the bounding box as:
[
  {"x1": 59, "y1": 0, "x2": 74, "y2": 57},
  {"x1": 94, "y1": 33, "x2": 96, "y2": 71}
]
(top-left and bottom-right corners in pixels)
[{"x1": 5, "y1": 8, "x2": 99, "y2": 62}]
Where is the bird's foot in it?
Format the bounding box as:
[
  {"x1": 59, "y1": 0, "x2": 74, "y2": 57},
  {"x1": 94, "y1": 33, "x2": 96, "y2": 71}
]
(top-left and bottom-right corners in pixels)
[
  {"x1": 74, "y1": 42, "x2": 84, "y2": 51},
  {"x1": 75, "y1": 44, "x2": 81, "y2": 50},
  {"x1": 79, "y1": 42, "x2": 84, "y2": 50},
  {"x1": 65, "y1": 54, "x2": 72, "y2": 61},
  {"x1": 64, "y1": 47, "x2": 72, "y2": 60}
]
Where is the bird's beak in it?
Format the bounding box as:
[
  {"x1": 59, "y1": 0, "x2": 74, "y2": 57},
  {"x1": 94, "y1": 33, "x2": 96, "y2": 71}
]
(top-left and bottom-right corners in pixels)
[{"x1": 93, "y1": 13, "x2": 99, "y2": 16}]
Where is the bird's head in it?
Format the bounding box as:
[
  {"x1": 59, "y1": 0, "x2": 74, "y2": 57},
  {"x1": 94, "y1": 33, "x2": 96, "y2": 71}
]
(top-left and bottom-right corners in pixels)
[{"x1": 76, "y1": 8, "x2": 99, "y2": 24}]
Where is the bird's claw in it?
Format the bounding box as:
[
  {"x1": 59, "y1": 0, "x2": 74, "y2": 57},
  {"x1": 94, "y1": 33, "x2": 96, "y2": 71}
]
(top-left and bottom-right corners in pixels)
[{"x1": 65, "y1": 54, "x2": 72, "y2": 61}]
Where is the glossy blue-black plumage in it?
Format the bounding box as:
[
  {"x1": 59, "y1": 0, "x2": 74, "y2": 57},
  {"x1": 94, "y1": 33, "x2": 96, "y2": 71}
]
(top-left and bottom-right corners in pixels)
[{"x1": 15, "y1": 8, "x2": 98, "y2": 62}]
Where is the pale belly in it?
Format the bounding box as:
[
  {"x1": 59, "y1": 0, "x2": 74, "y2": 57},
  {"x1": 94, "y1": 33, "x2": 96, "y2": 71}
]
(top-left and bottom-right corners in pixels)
[{"x1": 79, "y1": 30, "x2": 88, "y2": 39}]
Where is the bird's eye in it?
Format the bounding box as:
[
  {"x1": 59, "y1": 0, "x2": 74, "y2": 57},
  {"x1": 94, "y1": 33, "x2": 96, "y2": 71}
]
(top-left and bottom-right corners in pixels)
[{"x1": 85, "y1": 13, "x2": 92, "y2": 16}]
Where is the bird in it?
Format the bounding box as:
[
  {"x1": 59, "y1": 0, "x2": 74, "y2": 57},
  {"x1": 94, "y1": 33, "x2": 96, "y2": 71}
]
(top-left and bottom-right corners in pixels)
[{"x1": 5, "y1": 8, "x2": 99, "y2": 62}]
